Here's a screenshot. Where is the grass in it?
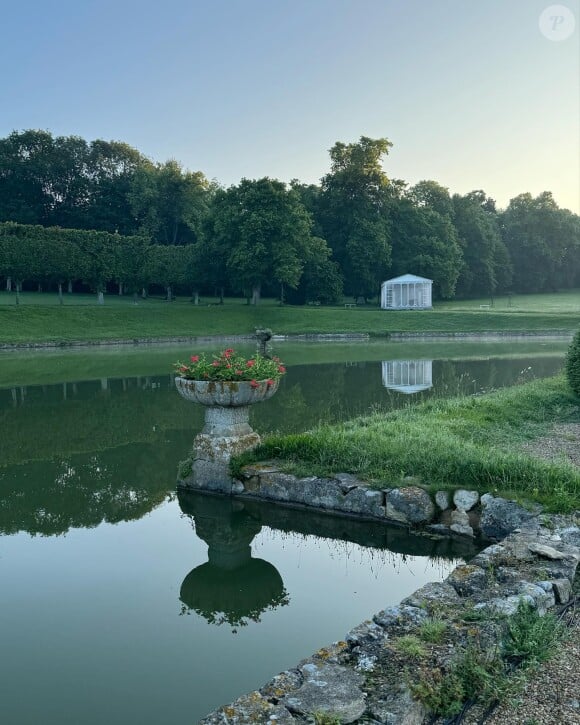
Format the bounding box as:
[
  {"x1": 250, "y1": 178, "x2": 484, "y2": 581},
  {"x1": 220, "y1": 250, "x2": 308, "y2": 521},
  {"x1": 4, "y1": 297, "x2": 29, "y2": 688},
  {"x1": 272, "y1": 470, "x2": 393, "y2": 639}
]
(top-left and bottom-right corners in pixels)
[
  {"x1": 233, "y1": 376, "x2": 580, "y2": 511},
  {"x1": 0, "y1": 290, "x2": 578, "y2": 345},
  {"x1": 411, "y1": 602, "x2": 567, "y2": 718}
]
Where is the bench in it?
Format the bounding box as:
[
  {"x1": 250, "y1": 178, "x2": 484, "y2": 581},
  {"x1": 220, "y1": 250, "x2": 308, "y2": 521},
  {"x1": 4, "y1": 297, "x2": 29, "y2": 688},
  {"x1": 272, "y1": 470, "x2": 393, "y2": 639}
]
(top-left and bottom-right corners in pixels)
[
  {"x1": 344, "y1": 303, "x2": 356, "y2": 308},
  {"x1": 479, "y1": 304, "x2": 491, "y2": 309}
]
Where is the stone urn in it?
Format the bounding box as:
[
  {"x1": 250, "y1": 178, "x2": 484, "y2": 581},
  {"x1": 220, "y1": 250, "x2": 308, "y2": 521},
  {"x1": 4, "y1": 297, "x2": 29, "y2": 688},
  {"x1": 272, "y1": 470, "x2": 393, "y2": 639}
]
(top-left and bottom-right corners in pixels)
[{"x1": 175, "y1": 377, "x2": 280, "y2": 493}]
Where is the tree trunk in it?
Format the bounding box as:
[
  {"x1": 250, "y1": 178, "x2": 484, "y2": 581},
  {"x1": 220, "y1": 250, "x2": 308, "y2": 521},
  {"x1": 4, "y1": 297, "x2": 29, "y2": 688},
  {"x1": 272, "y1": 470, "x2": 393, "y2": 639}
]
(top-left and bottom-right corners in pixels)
[
  {"x1": 6, "y1": 276, "x2": 11, "y2": 292},
  {"x1": 37, "y1": 283, "x2": 42, "y2": 293},
  {"x1": 192, "y1": 290, "x2": 199, "y2": 305},
  {"x1": 15, "y1": 282, "x2": 20, "y2": 306},
  {"x1": 251, "y1": 285, "x2": 261, "y2": 305},
  {"x1": 141, "y1": 287, "x2": 147, "y2": 299},
  {"x1": 118, "y1": 281, "x2": 123, "y2": 296},
  {"x1": 133, "y1": 291, "x2": 138, "y2": 305},
  {"x1": 67, "y1": 280, "x2": 73, "y2": 293},
  {"x1": 279, "y1": 282, "x2": 284, "y2": 306},
  {"x1": 97, "y1": 291, "x2": 104, "y2": 305},
  {"x1": 166, "y1": 286, "x2": 172, "y2": 302},
  {"x1": 219, "y1": 286, "x2": 224, "y2": 305},
  {"x1": 58, "y1": 282, "x2": 64, "y2": 306}
]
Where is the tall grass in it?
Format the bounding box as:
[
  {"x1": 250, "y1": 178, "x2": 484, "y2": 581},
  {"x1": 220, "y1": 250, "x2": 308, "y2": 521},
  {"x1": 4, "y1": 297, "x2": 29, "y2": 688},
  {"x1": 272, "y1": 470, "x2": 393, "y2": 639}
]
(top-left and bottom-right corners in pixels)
[{"x1": 235, "y1": 376, "x2": 580, "y2": 511}]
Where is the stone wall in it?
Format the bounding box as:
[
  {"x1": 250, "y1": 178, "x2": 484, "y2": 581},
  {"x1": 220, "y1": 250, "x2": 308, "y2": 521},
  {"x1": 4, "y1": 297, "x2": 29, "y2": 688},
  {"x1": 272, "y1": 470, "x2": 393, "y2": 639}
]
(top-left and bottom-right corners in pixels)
[
  {"x1": 192, "y1": 467, "x2": 579, "y2": 722},
  {"x1": 200, "y1": 510, "x2": 580, "y2": 724},
  {"x1": 209, "y1": 463, "x2": 544, "y2": 542}
]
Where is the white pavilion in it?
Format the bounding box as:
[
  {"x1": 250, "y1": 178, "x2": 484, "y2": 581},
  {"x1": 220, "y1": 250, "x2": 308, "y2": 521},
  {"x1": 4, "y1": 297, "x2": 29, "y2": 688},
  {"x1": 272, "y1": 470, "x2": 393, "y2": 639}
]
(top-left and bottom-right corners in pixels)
[{"x1": 380, "y1": 274, "x2": 433, "y2": 310}]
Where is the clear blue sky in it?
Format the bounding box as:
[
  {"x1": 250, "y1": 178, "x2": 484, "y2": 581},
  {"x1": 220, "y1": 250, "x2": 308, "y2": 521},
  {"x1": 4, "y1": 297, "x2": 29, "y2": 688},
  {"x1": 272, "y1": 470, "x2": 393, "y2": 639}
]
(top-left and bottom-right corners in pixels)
[{"x1": 1, "y1": 0, "x2": 579, "y2": 211}]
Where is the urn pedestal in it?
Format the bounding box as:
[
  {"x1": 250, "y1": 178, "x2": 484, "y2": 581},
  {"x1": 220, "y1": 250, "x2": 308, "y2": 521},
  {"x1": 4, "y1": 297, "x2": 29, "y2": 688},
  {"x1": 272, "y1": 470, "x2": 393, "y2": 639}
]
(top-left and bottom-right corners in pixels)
[{"x1": 175, "y1": 377, "x2": 279, "y2": 494}]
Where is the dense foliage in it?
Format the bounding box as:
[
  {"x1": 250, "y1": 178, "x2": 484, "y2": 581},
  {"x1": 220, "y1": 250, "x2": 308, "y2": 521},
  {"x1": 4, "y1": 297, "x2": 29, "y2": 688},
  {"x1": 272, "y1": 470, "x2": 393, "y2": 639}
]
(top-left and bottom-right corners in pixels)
[
  {"x1": 565, "y1": 330, "x2": 580, "y2": 396},
  {"x1": 1, "y1": 129, "x2": 579, "y2": 303}
]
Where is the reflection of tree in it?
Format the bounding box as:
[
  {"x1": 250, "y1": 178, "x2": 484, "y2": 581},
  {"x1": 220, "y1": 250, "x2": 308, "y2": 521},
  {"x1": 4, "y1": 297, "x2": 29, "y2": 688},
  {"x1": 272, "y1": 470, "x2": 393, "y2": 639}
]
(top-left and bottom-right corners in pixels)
[
  {"x1": 178, "y1": 494, "x2": 289, "y2": 630},
  {"x1": 0, "y1": 437, "x2": 187, "y2": 536}
]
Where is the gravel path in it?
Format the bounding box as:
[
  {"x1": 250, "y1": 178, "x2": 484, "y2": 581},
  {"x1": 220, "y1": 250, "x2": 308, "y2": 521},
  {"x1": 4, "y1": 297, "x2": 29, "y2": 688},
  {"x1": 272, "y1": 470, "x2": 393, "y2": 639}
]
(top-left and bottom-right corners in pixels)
[
  {"x1": 521, "y1": 423, "x2": 580, "y2": 467},
  {"x1": 463, "y1": 424, "x2": 580, "y2": 724}
]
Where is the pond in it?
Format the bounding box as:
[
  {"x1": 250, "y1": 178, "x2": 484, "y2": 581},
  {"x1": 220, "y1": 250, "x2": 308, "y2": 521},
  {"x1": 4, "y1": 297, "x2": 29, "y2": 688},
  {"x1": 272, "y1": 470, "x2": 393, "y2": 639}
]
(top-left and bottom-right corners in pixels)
[{"x1": 0, "y1": 339, "x2": 568, "y2": 723}]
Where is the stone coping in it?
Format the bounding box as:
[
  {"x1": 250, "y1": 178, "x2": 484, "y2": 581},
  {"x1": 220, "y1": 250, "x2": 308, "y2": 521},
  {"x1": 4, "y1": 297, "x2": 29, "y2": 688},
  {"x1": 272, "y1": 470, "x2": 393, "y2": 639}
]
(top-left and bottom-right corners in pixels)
[
  {"x1": 179, "y1": 463, "x2": 543, "y2": 542},
  {"x1": 190, "y1": 467, "x2": 580, "y2": 723},
  {"x1": 0, "y1": 330, "x2": 572, "y2": 351}
]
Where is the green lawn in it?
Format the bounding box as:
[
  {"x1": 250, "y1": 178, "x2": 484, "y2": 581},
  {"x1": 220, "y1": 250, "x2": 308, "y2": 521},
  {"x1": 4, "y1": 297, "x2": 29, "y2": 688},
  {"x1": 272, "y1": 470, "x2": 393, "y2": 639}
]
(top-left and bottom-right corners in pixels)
[
  {"x1": 0, "y1": 290, "x2": 578, "y2": 344},
  {"x1": 234, "y1": 376, "x2": 580, "y2": 512}
]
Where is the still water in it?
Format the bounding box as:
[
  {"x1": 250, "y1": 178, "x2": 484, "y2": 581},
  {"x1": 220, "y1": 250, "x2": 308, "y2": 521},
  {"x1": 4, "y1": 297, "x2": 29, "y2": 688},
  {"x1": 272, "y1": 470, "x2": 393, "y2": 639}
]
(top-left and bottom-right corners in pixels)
[{"x1": 0, "y1": 340, "x2": 567, "y2": 724}]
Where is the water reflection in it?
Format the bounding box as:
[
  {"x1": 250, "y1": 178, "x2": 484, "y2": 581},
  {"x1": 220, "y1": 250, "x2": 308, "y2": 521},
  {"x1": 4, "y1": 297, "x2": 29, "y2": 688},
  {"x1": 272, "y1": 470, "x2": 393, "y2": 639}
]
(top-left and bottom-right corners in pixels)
[
  {"x1": 382, "y1": 359, "x2": 433, "y2": 394},
  {"x1": 178, "y1": 494, "x2": 289, "y2": 630},
  {"x1": 177, "y1": 491, "x2": 480, "y2": 633}
]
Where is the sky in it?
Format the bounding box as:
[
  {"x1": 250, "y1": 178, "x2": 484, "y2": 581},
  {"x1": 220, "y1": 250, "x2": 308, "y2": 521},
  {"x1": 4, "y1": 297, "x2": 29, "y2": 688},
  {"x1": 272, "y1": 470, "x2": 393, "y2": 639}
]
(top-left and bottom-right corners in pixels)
[{"x1": 1, "y1": 0, "x2": 579, "y2": 212}]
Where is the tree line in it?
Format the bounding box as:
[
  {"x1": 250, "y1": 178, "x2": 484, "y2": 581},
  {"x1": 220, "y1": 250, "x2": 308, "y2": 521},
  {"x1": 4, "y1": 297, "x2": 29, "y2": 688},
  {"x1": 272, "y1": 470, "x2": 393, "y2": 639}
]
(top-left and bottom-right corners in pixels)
[{"x1": 1, "y1": 129, "x2": 579, "y2": 304}]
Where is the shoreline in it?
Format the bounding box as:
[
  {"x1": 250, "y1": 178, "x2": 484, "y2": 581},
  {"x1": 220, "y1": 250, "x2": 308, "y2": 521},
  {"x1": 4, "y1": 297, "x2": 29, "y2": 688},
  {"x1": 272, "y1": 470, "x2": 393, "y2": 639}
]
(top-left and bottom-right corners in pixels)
[{"x1": 0, "y1": 329, "x2": 573, "y2": 352}]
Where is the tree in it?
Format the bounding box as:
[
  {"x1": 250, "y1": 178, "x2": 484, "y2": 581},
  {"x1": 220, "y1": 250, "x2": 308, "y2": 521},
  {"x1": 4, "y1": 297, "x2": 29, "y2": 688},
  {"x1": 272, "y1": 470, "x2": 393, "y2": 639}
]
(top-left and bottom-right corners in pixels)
[
  {"x1": 452, "y1": 192, "x2": 503, "y2": 297},
  {"x1": 129, "y1": 160, "x2": 212, "y2": 245},
  {"x1": 145, "y1": 244, "x2": 187, "y2": 301},
  {"x1": 319, "y1": 137, "x2": 393, "y2": 299},
  {"x1": 286, "y1": 236, "x2": 344, "y2": 305},
  {"x1": 390, "y1": 199, "x2": 462, "y2": 299},
  {"x1": 409, "y1": 180, "x2": 454, "y2": 218},
  {"x1": 210, "y1": 177, "x2": 315, "y2": 304},
  {"x1": 501, "y1": 192, "x2": 577, "y2": 292}
]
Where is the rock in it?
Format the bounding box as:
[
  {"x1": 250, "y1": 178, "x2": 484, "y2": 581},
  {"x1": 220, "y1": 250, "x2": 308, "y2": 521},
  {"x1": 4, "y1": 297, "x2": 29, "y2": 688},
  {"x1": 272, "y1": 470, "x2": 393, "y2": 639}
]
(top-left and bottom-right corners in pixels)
[
  {"x1": 528, "y1": 543, "x2": 567, "y2": 560},
  {"x1": 334, "y1": 473, "x2": 363, "y2": 493},
  {"x1": 450, "y1": 510, "x2": 474, "y2": 537},
  {"x1": 435, "y1": 490, "x2": 450, "y2": 510},
  {"x1": 402, "y1": 581, "x2": 460, "y2": 609},
  {"x1": 551, "y1": 578, "x2": 572, "y2": 603},
  {"x1": 281, "y1": 662, "x2": 366, "y2": 723},
  {"x1": 385, "y1": 487, "x2": 435, "y2": 525},
  {"x1": 480, "y1": 494, "x2": 540, "y2": 540},
  {"x1": 453, "y1": 489, "x2": 480, "y2": 512},
  {"x1": 231, "y1": 481, "x2": 245, "y2": 495},
  {"x1": 476, "y1": 594, "x2": 534, "y2": 616},
  {"x1": 447, "y1": 564, "x2": 487, "y2": 597},
  {"x1": 199, "y1": 691, "x2": 296, "y2": 724},
  {"x1": 516, "y1": 582, "x2": 555, "y2": 613},
  {"x1": 366, "y1": 682, "x2": 427, "y2": 724},
  {"x1": 302, "y1": 477, "x2": 345, "y2": 510},
  {"x1": 345, "y1": 620, "x2": 387, "y2": 647},
  {"x1": 373, "y1": 605, "x2": 428, "y2": 631},
  {"x1": 260, "y1": 670, "x2": 302, "y2": 701},
  {"x1": 342, "y1": 487, "x2": 385, "y2": 518},
  {"x1": 559, "y1": 526, "x2": 580, "y2": 548}
]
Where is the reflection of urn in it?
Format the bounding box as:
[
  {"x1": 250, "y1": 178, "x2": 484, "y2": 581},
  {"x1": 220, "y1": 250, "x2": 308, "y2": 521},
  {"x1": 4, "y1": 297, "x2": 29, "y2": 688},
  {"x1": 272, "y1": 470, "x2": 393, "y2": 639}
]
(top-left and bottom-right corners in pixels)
[
  {"x1": 178, "y1": 492, "x2": 289, "y2": 630},
  {"x1": 175, "y1": 378, "x2": 279, "y2": 493}
]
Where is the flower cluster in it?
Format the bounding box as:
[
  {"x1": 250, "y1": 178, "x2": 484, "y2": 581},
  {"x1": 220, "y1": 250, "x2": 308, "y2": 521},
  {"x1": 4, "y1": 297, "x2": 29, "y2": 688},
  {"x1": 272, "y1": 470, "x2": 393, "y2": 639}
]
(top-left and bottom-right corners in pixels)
[{"x1": 174, "y1": 348, "x2": 286, "y2": 385}]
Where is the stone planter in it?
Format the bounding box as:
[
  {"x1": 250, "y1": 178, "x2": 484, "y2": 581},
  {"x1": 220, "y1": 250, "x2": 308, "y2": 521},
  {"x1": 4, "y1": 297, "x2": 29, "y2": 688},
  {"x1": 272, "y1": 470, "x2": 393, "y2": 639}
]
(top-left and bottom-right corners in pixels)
[{"x1": 175, "y1": 377, "x2": 280, "y2": 494}]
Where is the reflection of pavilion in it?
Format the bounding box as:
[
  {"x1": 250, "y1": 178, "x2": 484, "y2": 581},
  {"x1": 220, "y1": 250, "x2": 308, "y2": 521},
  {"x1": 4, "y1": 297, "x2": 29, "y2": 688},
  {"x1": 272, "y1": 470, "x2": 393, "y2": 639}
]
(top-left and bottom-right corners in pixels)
[
  {"x1": 382, "y1": 359, "x2": 433, "y2": 394},
  {"x1": 178, "y1": 493, "x2": 289, "y2": 630}
]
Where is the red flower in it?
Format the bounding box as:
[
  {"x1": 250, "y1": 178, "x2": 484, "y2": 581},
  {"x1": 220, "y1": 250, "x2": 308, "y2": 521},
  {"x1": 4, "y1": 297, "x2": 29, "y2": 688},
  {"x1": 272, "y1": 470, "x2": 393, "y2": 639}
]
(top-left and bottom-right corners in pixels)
[
  {"x1": 212, "y1": 361, "x2": 220, "y2": 367},
  {"x1": 224, "y1": 348, "x2": 234, "y2": 355},
  {"x1": 266, "y1": 378, "x2": 274, "y2": 387},
  {"x1": 278, "y1": 365, "x2": 286, "y2": 373},
  {"x1": 272, "y1": 356, "x2": 280, "y2": 362},
  {"x1": 235, "y1": 370, "x2": 243, "y2": 375},
  {"x1": 179, "y1": 366, "x2": 188, "y2": 373},
  {"x1": 226, "y1": 364, "x2": 232, "y2": 369},
  {"x1": 190, "y1": 355, "x2": 199, "y2": 362},
  {"x1": 246, "y1": 360, "x2": 255, "y2": 367},
  {"x1": 250, "y1": 379, "x2": 260, "y2": 389}
]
